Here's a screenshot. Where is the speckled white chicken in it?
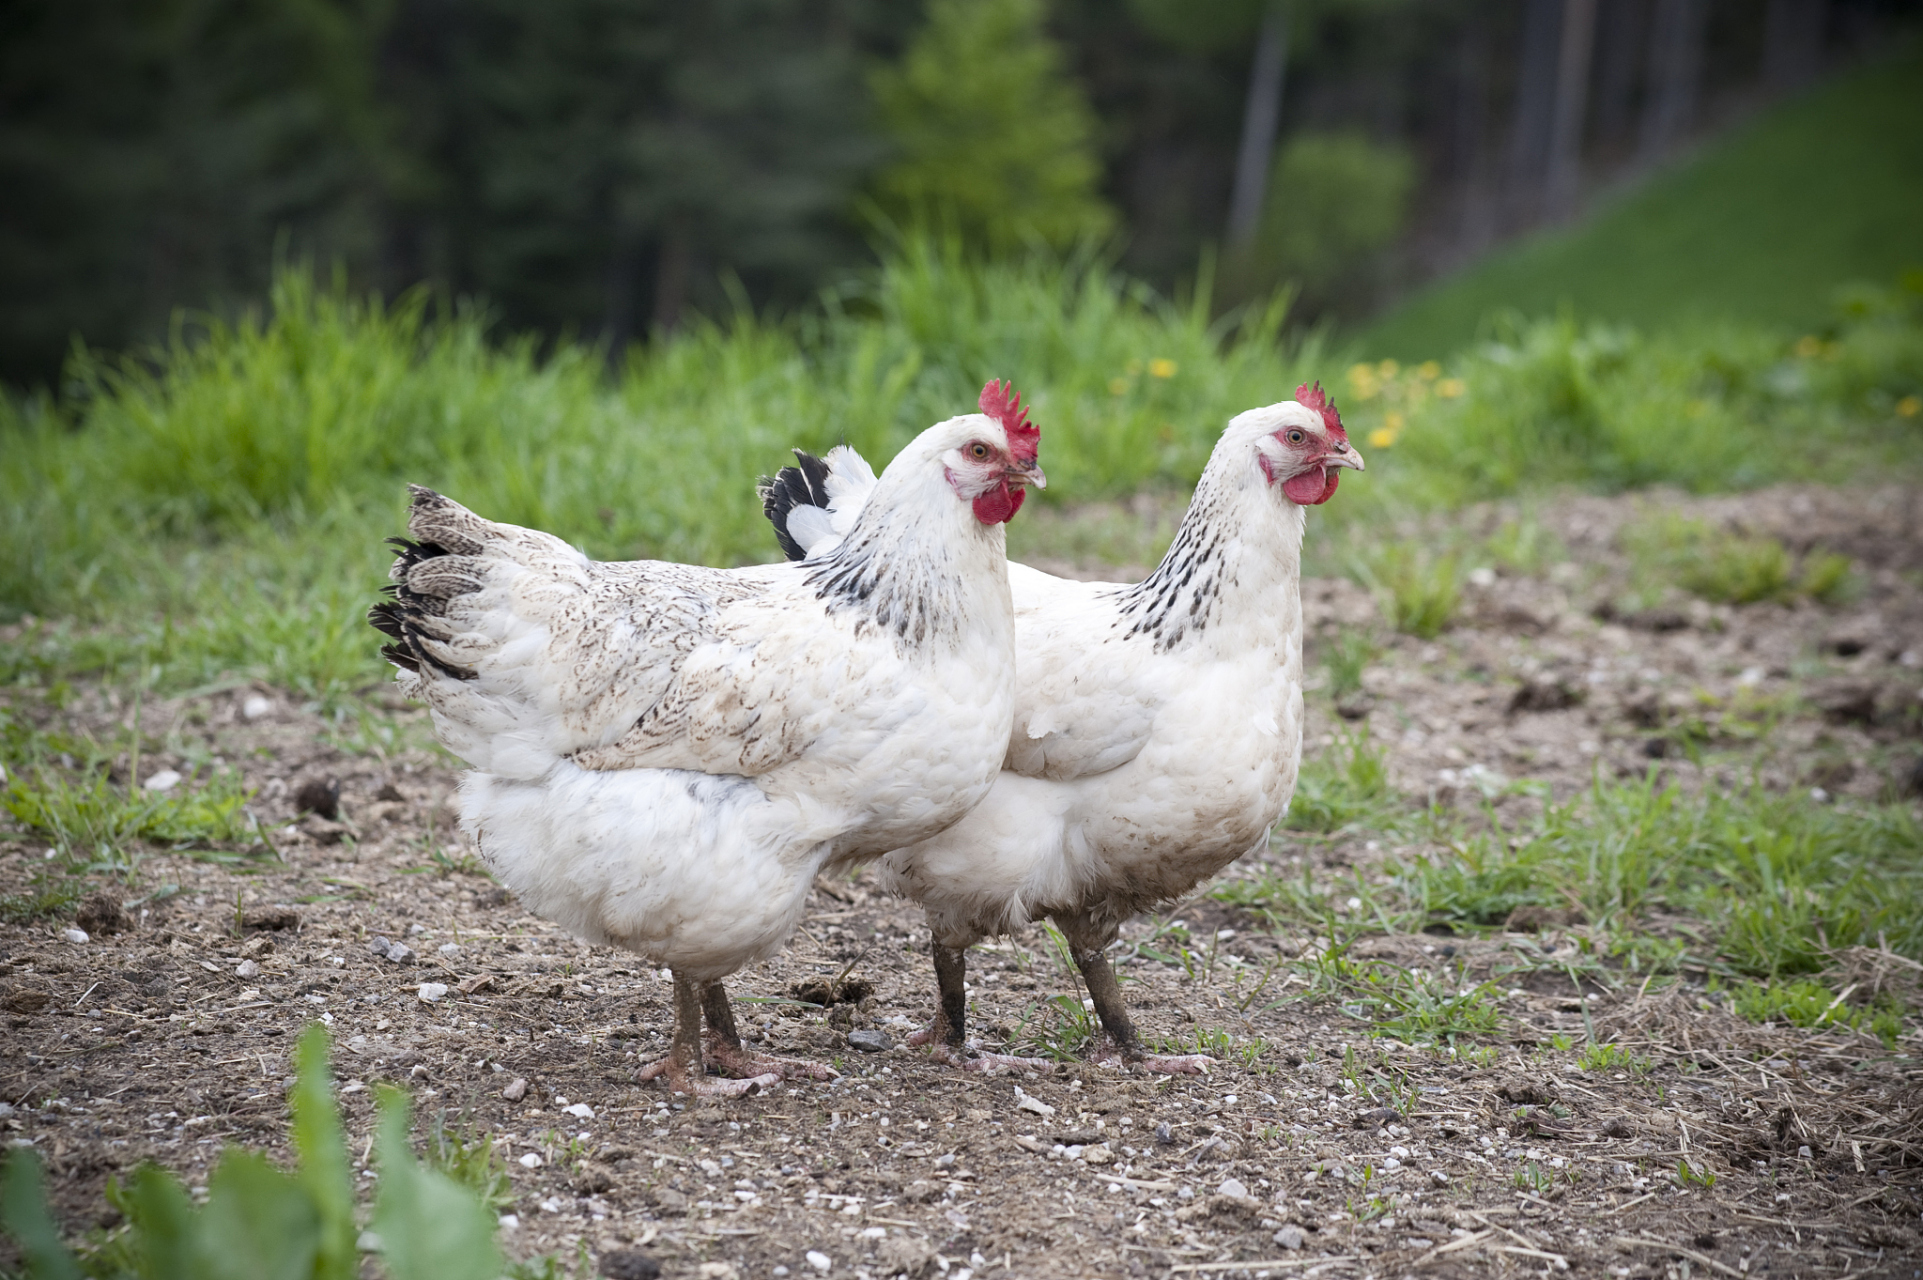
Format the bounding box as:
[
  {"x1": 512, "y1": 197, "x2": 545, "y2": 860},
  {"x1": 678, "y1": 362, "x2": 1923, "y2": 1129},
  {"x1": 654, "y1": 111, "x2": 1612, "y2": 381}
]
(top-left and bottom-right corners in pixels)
[
  {"x1": 760, "y1": 386, "x2": 1360, "y2": 1072},
  {"x1": 371, "y1": 384, "x2": 1044, "y2": 1095}
]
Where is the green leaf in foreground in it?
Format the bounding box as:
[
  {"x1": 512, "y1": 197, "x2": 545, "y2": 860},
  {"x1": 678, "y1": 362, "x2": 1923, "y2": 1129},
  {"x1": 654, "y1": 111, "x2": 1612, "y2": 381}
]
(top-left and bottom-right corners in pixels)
[
  {"x1": 0, "y1": 1148, "x2": 82, "y2": 1280},
  {"x1": 374, "y1": 1087, "x2": 504, "y2": 1280},
  {"x1": 288, "y1": 1023, "x2": 360, "y2": 1280}
]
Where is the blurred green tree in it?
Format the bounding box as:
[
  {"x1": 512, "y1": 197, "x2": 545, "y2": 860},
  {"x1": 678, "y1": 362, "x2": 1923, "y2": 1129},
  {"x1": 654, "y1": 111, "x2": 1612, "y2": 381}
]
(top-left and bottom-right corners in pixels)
[
  {"x1": 869, "y1": 0, "x2": 1114, "y2": 252},
  {"x1": 414, "y1": 0, "x2": 889, "y2": 340},
  {"x1": 0, "y1": 0, "x2": 394, "y2": 384},
  {"x1": 1248, "y1": 130, "x2": 1415, "y2": 314}
]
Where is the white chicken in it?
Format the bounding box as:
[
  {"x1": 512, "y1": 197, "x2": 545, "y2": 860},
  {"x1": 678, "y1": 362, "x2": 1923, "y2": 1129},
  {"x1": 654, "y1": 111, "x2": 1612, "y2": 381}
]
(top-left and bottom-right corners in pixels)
[
  {"x1": 759, "y1": 385, "x2": 1360, "y2": 1072},
  {"x1": 370, "y1": 383, "x2": 1045, "y2": 1095}
]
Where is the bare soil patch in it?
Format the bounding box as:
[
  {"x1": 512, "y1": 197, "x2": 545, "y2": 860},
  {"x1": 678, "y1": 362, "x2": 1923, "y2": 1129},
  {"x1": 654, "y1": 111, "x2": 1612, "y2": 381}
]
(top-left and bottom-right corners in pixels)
[{"x1": 4, "y1": 484, "x2": 1920, "y2": 1278}]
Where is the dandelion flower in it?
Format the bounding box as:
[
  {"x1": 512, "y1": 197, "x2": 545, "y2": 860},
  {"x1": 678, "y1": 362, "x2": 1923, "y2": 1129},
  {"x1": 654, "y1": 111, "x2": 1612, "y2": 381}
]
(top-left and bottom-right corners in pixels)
[
  {"x1": 1416, "y1": 361, "x2": 1441, "y2": 380},
  {"x1": 1367, "y1": 412, "x2": 1405, "y2": 450},
  {"x1": 1436, "y1": 378, "x2": 1466, "y2": 399},
  {"x1": 1109, "y1": 377, "x2": 1130, "y2": 396},
  {"x1": 1898, "y1": 395, "x2": 1921, "y2": 418},
  {"x1": 1376, "y1": 358, "x2": 1400, "y2": 378},
  {"x1": 1148, "y1": 358, "x2": 1177, "y2": 379}
]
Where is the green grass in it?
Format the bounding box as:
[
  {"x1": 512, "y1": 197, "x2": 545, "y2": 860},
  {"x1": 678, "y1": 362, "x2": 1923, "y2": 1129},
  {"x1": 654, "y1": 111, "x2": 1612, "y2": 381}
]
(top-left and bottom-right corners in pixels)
[
  {"x1": 1281, "y1": 936, "x2": 1505, "y2": 1046},
  {"x1": 1357, "y1": 542, "x2": 1461, "y2": 638},
  {"x1": 1280, "y1": 731, "x2": 1398, "y2": 835},
  {"x1": 1, "y1": 692, "x2": 269, "y2": 884},
  {"x1": 1363, "y1": 41, "x2": 1923, "y2": 358},
  {"x1": 1619, "y1": 512, "x2": 1861, "y2": 609},
  {"x1": 1395, "y1": 774, "x2": 1923, "y2": 978},
  {"x1": 1720, "y1": 976, "x2": 1905, "y2": 1047}
]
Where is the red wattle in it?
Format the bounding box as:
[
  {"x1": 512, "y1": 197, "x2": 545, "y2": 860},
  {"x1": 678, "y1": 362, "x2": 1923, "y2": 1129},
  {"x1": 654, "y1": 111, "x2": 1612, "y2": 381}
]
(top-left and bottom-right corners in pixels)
[
  {"x1": 972, "y1": 482, "x2": 1025, "y2": 524},
  {"x1": 1282, "y1": 467, "x2": 1339, "y2": 505}
]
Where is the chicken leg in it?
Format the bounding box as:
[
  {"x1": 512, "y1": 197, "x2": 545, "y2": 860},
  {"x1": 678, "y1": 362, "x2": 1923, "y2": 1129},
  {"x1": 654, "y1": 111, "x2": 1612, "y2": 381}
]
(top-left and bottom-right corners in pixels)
[
  {"x1": 636, "y1": 973, "x2": 780, "y2": 1097},
  {"x1": 1060, "y1": 916, "x2": 1211, "y2": 1075},
  {"x1": 906, "y1": 937, "x2": 1051, "y2": 1072},
  {"x1": 699, "y1": 980, "x2": 837, "y2": 1081}
]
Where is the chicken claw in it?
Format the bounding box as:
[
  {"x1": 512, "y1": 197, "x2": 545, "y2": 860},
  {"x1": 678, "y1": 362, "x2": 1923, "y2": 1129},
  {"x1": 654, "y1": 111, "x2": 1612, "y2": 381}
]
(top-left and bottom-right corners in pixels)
[
  {"x1": 1091, "y1": 1041, "x2": 1214, "y2": 1075},
  {"x1": 637, "y1": 1055, "x2": 779, "y2": 1098},
  {"x1": 906, "y1": 1024, "x2": 1052, "y2": 1072},
  {"x1": 705, "y1": 1037, "x2": 838, "y2": 1082}
]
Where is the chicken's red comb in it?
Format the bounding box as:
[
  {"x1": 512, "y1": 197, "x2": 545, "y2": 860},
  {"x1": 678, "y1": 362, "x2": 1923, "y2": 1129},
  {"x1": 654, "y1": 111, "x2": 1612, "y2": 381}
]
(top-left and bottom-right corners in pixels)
[
  {"x1": 980, "y1": 379, "x2": 1040, "y2": 462},
  {"x1": 1295, "y1": 381, "x2": 1346, "y2": 440}
]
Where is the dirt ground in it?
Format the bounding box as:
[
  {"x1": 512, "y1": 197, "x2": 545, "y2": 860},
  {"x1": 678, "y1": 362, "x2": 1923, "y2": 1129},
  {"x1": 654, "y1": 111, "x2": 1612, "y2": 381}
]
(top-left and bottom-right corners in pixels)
[{"x1": 4, "y1": 483, "x2": 1922, "y2": 1279}]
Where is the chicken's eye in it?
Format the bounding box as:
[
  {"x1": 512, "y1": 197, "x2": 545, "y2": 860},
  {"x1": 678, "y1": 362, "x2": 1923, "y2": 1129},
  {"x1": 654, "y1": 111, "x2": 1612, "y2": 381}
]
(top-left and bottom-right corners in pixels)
[
  {"x1": 967, "y1": 442, "x2": 991, "y2": 460},
  {"x1": 1286, "y1": 429, "x2": 1307, "y2": 445}
]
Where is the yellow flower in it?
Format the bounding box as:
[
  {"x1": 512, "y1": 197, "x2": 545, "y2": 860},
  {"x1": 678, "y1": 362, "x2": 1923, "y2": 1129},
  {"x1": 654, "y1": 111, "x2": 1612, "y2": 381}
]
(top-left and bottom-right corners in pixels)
[
  {"x1": 1376, "y1": 358, "x2": 1400, "y2": 379},
  {"x1": 1367, "y1": 412, "x2": 1406, "y2": 450},
  {"x1": 1794, "y1": 335, "x2": 1823, "y2": 358},
  {"x1": 1109, "y1": 377, "x2": 1130, "y2": 396},
  {"x1": 1416, "y1": 361, "x2": 1441, "y2": 380},
  {"x1": 1898, "y1": 395, "x2": 1921, "y2": 418},
  {"x1": 1346, "y1": 362, "x2": 1380, "y2": 400},
  {"x1": 1148, "y1": 358, "x2": 1177, "y2": 379},
  {"x1": 1436, "y1": 378, "x2": 1466, "y2": 398}
]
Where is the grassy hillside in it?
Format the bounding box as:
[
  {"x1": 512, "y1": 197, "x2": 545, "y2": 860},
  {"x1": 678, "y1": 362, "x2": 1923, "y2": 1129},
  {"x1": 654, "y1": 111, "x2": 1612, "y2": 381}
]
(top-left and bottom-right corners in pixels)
[{"x1": 1363, "y1": 41, "x2": 1923, "y2": 360}]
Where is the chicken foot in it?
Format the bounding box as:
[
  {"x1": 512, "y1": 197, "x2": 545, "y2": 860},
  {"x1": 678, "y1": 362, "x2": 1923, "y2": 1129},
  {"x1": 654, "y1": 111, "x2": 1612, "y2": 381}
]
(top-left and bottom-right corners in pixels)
[
  {"x1": 636, "y1": 973, "x2": 780, "y2": 1097},
  {"x1": 906, "y1": 939, "x2": 1051, "y2": 1072},
  {"x1": 698, "y1": 980, "x2": 837, "y2": 1081},
  {"x1": 1065, "y1": 927, "x2": 1212, "y2": 1076}
]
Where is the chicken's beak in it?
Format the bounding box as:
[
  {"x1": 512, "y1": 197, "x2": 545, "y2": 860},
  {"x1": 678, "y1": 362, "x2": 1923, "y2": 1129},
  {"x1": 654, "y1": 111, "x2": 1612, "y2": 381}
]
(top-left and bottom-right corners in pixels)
[
  {"x1": 1322, "y1": 441, "x2": 1365, "y2": 473},
  {"x1": 1009, "y1": 457, "x2": 1048, "y2": 490}
]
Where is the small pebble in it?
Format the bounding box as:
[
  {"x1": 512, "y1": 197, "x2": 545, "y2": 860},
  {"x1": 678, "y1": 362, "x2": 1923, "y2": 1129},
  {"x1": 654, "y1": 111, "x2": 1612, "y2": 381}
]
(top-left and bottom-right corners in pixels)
[
  {"x1": 1273, "y1": 1226, "x2": 1304, "y2": 1250},
  {"x1": 846, "y1": 1028, "x2": 892, "y2": 1054},
  {"x1": 502, "y1": 1077, "x2": 529, "y2": 1102},
  {"x1": 235, "y1": 959, "x2": 261, "y2": 979},
  {"x1": 142, "y1": 770, "x2": 182, "y2": 793},
  {"x1": 417, "y1": 982, "x2": 449, "y2": 1003},
  {"x1": 564, "y1": 1102, "x2": 595, "y2": 1119},
  {"x1": 805, "y1": 1251, "x2": 832, "y2": 1274},
  {"x1": 1218, "y1": 1177, "x2": 1249, "y2": 1199},
  {"x1": 519, "y1": 1153, "x2": 543, "y2": 1169},
  {"x1": 438, "y1": 942, "x2": 462, "y2": 956},
  {"x1": 61, "y1": 928, "x2": 90, "y2": 945},
  {"x1": 241, "y1": 694, "x2": 273, "y2": 720}
]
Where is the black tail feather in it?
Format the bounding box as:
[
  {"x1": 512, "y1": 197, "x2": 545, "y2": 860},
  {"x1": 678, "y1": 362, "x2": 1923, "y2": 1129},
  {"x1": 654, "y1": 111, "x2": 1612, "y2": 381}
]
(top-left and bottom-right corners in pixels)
[
  {"x1": 370, "y1": 515, "x2": 476, "y2": 681},
  {"x1": 756, "y1": 449, "x2": 831, "y2": 562}
]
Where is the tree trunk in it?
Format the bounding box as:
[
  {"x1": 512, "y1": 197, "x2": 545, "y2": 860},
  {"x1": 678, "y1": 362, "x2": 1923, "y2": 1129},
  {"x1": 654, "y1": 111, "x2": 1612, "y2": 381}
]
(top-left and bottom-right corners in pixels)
[
  {"x1": 650, "y1": 218, "x2": 693, "y2": 335},
  {"x1": 1226, "y1": 0, "x2": 1289, "y2": 248},
  {"x1": 602, "y1": 224, "x2": 642, "y2": 354},
  {"x1": 1764, "y1": 0, "x2": 1827, "y2": 93},
  {"x1": 1592, "y1": 0, "x2": 1649, "y2": 149},
  {"x1": 1506, "y1": 0, "x2": 1563, "y2": 227},
  {"x1": 1451, "y1": 17, "x2": 1496, "y2": 259},
  {"x1": 1638, "y1": 0, "x2": 1708, "y2": 164},
  {"x1": 1545, "y1": 0, "x2": 1598, "y2": 220}
]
